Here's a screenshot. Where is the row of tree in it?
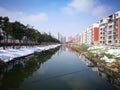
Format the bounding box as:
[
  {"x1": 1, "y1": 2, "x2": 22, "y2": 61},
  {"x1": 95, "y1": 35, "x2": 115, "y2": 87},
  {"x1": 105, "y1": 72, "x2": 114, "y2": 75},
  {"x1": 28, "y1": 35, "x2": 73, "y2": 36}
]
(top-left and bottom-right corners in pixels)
[{"x1": 0, "y1": 16, "x2": 60, "y2": 49}]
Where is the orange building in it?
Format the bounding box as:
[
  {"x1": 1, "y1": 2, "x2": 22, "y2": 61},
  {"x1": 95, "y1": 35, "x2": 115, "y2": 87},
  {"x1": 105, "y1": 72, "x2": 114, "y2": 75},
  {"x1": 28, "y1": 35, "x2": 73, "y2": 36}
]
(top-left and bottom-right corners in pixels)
[
  {"x1": 116, "y1": 13, "x2": 120, "y2": 46},
  {"x1": 92, "y1": 24, "x2": 99, "y2": 45}
]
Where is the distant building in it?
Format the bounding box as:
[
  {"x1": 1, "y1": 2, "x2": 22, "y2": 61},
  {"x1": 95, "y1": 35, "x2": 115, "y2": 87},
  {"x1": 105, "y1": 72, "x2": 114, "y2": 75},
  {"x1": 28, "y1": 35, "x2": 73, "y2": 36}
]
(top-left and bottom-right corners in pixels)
[
  {"x1": 61, "y1": 36, "x2": 66, "y2": 43},
  {"x1": 73, "y1": 34, "x2": 81, "y2": 45},
  {"x1": 68, "y1": 36, "x2": 73, "y2": 43},
  {"x1": 86, "y1": 26, "x2": 92, "y2": 45},
  {"x1": 77, "y1": 23, "x2": 99, "y2": 45}
]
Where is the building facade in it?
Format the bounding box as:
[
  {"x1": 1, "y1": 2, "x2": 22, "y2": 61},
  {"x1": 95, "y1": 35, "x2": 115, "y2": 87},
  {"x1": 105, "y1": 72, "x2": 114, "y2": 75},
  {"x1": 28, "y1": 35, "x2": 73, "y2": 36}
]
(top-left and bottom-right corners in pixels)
[
  {"x1": 99, "y1": 10, "x2": 120, "y2": 46},
  {"x1": 99, "y1": 17, "x2": 108, "y2": 45},
  {"x1": 92, "y1": 23, "x2": 99, "y2": 45},
  {"x1": 73, "y1": 10, "x2": 120, "y2": 46}
]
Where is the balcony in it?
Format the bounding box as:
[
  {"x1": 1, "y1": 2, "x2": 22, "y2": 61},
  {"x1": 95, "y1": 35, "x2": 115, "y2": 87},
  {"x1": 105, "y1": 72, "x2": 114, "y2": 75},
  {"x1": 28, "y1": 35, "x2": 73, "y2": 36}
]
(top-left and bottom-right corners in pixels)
[
  {"x1": 108, "y1": 19, "x2": 113, "y2": 23},
  {"x1": 108, "y1": 31, "x2": 112, "y2": 34}
]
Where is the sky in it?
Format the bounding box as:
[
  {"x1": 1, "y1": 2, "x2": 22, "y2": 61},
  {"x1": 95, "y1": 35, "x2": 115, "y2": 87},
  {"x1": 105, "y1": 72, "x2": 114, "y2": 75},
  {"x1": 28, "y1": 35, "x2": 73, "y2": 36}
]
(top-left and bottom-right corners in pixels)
[{"x1": 0, "y1": 0, "x2": 120, "y2": 38}]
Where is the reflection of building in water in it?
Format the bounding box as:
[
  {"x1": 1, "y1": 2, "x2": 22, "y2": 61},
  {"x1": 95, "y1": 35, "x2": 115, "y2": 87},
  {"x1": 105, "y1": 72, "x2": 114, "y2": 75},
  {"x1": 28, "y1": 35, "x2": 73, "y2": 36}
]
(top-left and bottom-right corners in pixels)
[
  {"x1": 66, "y1": 46, "x2": 76, "y2": 53},
  {"x1": 78, "y1": 54, "x2": 98, "y2": 72},
  {"x1": 79, "y1": 55, "x2": 94, "y2": 67},
  {"x1": 76, "y1": 52, "x2": 120, "y2": 88},
  {"x1": 57, "y1": 45, "x2": 66, "y2": 56},
  {"x1": 61, "y1": 45, "x2": 66, "y2": 51},
  {"x1": 91, "y1": 67, "x2": 98, "y2": 72}
]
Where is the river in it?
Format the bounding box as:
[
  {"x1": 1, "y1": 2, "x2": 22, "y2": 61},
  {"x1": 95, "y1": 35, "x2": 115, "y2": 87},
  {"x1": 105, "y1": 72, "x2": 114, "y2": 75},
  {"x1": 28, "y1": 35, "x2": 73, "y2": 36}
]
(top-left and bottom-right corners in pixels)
[{"x1": 0, "y1": 46, "x2": 118, "y2": 90}]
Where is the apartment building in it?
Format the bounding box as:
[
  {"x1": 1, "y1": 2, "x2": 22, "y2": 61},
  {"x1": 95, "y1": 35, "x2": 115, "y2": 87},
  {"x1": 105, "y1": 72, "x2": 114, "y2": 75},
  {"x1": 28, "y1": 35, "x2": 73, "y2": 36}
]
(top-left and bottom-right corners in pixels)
[
  {"x1": 92, "y1": 23, "x2": 99, "y2": 45},
  {"x1": 77, "y1": 23, "x2": 99, "y2": 45},
  {"x1": 99, "y1": 17, "x2": 108, "y2": 45},
  {"x1": 82, "y1": 30, "x2": 87, "y2": 44},
  {"x1": 99, "y1": 10, "x2": 120, "y2": 46},
  {"x1": 114, "y1": 10, "x2": 120, "y2": 46},
  {"x1": 73, "y1": 34, "x2": 81, "y2": 45},
  {"x1": 107, "y1": 13, "x2": 117, "y2": 45},
  {"x1": 73, "y1": 10, "x2": 120, "y2": 46},
  {"x1": 86, "y1": 26, "x2": 92, "y2": 45}
]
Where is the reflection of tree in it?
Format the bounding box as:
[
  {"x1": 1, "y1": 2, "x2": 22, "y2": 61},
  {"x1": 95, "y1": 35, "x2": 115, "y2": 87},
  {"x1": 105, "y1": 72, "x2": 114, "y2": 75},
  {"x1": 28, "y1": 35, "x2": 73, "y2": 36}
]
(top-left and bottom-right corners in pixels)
[
  {"x1": 0, "y1": 47, "x2": 60, "y2": 90},
  {"x1": 36, "y1": 47, "x2": 60, "y2": 64}
]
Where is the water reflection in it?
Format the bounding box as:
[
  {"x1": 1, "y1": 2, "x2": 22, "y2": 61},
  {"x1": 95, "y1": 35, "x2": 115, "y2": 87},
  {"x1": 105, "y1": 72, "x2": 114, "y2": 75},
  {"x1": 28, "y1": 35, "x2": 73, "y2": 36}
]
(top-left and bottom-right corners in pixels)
[
  {"x1": 77, "y1": 52, "x2": 120, "y2": 88},
  {"x1": 57, "y1": 45, "x2": 66, "y2": 56},
  {"x1": 0, "y1": 47, "x2": 60, "y2": 90},
  {"x1": 0, "y1": 46, "x2": 118, "y2": 90}
]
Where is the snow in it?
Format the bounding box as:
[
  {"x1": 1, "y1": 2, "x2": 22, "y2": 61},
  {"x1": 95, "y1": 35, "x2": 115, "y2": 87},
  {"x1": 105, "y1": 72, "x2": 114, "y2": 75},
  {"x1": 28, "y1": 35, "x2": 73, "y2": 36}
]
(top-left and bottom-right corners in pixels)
[
  {"x1": 87, "y1": 46, "x2": 120, "y2": 63},
  {"x1": 105, "y1": 49, "x2": 120, "y2": 57},
  {"x1": 0, "y1": 44, "x2": 61, "y2": 62},
  {"x1": 87, "y1": 46, "x2": 105, "y2": 50},
  {"x1": 100, "y1": 55, "x2": 116, "y2": 63}
]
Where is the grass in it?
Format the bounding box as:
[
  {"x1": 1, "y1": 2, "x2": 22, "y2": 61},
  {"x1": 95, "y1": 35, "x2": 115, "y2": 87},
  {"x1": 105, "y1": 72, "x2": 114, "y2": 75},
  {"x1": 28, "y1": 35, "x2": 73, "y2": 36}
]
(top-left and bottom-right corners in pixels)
[
  {"x1": 101, "y1": 53, "x2": 114, "y2": 59},
  {"x1": 74, "y1": 44, "x2": 89, "y2": 52},
  {"x1": 115, "y1": 57, "x2": 120, "y2": 61}
]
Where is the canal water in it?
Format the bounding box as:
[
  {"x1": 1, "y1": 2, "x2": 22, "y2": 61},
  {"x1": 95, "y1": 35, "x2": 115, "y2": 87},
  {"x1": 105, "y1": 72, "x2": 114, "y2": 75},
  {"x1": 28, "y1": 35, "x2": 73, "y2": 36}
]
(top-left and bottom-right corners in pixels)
[{"x1": 0, "y1": 46, "x2": 118, "y2": 90}]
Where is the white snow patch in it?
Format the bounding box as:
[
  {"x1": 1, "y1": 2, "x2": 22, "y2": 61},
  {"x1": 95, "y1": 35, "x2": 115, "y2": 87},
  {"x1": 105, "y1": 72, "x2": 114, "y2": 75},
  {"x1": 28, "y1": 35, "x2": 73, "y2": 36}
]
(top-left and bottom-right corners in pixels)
[
  {"x1": 100, "y1": 55, "x2": 115, "y2": 63},
  {"x1": 105, "y1": 49, "x2": 120, "y2": 57},
  {"x1": 0, "y1": 44, "x2": 61, "y2": 62}
]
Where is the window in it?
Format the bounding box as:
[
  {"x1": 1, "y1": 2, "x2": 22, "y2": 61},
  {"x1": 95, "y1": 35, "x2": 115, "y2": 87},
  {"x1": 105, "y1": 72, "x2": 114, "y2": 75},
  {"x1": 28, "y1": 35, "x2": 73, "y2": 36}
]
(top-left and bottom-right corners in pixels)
[
  {"x1": 100, "y1": 20, "x2": 103, "y2": 23},
  {"x1": 108, "y1": 36, "x2": 112, "y2": 39},
  {"x1": 108, "y1": 41, "x2": 112, "y2": 43},
  {"x1": 108, "y1": 31, "x2": 112, "y2": 34},
  {"x1": 109, "y1": 25, "x2": 112, "y2": 28},
  {"x1": 116, "y1": 13, "x2": 118, "y2": 16}
]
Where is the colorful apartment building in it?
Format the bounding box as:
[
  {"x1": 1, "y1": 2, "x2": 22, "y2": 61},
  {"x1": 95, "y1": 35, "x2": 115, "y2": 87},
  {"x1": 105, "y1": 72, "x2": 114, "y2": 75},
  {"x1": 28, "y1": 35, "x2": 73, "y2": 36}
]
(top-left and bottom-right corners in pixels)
[
  {"x1": 92, "y1": 23, "x2": 99, "y2": 45},
  {"x1": 73, "y1": 34, "x2": 81, "y2": 45},
  {"x1": 114, "y1": 10, "x2": 120, "y2": 46},
  {"x1": 99, "y1": 10, "x2": 120, "y2": 46},
  {"x1": 82, "y1": 30, "x2": 87, "y2": 44},
  {"x1": 74, "y1": 10, "x2": 120, "y2": 46},
  {"x1": 79, "y1": 23, "x2": 99, "y2": 45},
  {"x1": 99, "y1": 17, "x2": 108, "y2": 45},
  {"x1": 86, "y1": 26, "x2": 92, "y2": 45}
]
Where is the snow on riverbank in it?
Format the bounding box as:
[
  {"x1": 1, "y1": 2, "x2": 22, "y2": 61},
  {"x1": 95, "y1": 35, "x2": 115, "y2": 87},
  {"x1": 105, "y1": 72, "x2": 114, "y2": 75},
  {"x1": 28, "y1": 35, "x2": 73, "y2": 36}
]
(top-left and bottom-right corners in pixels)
[
  {"x1": 87, "y1": 46, "x2": 120, "y2": 63},
  {"x1": 106, "y1": 49, "x2": 120, "y2": 57},
  {"x1": 87, "y1": 46, "x2": 105, "y2": 50},
  {"x1": 0, "y1": 44, "x2": 61, "y2": 62}
]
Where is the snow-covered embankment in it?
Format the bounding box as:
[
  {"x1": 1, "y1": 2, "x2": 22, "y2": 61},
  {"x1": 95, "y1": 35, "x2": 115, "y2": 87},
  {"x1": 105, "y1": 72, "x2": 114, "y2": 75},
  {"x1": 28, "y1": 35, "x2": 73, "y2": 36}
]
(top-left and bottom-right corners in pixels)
[{"x1": 0, "y1": 44, "x2": 61, "y2": 62}]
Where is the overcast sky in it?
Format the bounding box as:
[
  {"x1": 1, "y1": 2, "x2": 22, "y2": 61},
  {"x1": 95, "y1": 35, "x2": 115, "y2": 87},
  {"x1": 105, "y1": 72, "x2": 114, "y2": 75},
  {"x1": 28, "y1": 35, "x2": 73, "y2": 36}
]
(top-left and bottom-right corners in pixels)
[{"x1": 0, "y1": 0, "x2": 120, "y2": 38}]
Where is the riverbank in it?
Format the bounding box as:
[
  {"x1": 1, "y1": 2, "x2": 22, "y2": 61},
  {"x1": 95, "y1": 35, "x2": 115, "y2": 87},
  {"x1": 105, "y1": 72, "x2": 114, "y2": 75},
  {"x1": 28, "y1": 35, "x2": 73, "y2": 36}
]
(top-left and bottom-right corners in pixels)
[
  {"x1": 68, "y1": 44, "x2": 120, "y2": 76},
  {"x1": 67, "y1": 44, "x2": 120, "y2": 87},
  {"x1": 0, "y1": 44, "x2": 61, "y2": 63},
  {"x1": 0, "y1": 45, "x2": 118, "y2": 90}
]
